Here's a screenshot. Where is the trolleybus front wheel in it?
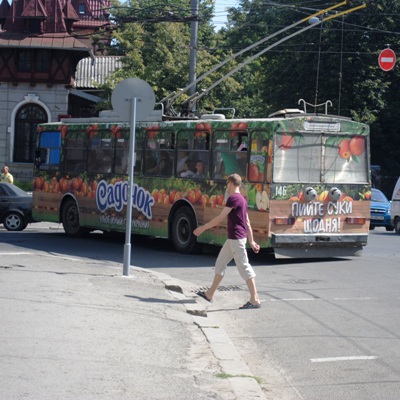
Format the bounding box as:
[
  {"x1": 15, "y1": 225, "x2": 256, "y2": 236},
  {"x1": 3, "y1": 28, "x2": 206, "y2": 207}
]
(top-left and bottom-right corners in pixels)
[
  {"x1": 61, "y1": 199, "x2": 87, "y2": 237},
  {"x1": 171, "y1": 207, "x2": 201, "y2": 254}
]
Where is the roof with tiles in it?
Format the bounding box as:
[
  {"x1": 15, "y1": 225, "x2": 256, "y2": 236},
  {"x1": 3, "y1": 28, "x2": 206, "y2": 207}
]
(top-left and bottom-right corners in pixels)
[
  {"x1": 0, "y1": 0, "x2": 111, "y2": 33},
  {"x1": 0, "y1": 32, "x2": 91, "y2": 49},
  {"x1": 74, "y1": 55, "x2": 122, "y2": 88}
]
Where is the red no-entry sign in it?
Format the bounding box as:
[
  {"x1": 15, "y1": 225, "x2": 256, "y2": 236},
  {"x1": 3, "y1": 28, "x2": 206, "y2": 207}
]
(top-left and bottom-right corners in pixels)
[{"x1": 378, "y1": 48, "x2": 396, "y2": 71}]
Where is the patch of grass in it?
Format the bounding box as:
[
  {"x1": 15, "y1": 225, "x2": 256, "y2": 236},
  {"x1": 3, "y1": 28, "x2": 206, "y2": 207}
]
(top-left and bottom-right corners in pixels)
[
  {"x1": 14, "y1": 180, "x2": 33, "y2": 192},
  {"x1": 216, "y1": 372, "x2": 263, "y2": 384}
]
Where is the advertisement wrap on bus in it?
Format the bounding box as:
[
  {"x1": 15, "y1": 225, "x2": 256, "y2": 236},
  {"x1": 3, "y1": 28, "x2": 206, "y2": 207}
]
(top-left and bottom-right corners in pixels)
[{"x1": 33, "y1": 111, "x2": 370, "y2": 258}]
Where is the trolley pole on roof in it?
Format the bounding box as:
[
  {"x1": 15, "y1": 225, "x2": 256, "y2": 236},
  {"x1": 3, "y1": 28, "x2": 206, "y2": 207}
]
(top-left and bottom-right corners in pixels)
[{"x1": 161, "y1": 0, "x2": 367, "y2": 115}]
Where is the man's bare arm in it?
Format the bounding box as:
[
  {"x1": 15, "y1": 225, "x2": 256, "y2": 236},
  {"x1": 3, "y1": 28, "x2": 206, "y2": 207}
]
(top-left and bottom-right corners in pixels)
[{"x1": 193, "y1": 207, "x2": 231, "y2": 236}]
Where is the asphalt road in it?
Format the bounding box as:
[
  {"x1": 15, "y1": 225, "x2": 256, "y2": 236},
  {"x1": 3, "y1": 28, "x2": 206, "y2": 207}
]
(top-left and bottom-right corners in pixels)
[{"x1": 1, "y1": 223, "x2": 399, "y2": 399}]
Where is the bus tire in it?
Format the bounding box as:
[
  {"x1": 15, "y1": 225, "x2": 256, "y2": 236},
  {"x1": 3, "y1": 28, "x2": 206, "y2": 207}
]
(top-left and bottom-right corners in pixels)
[
  {"x1": 61, "y1": 199, "x2": 87, "y2": 237},
  {"x1": 171, "y1": 207, "x2": 201, "y2": 254},
  {"x1": 395, "y1": 217, "x2": 400, "y2": 234}
]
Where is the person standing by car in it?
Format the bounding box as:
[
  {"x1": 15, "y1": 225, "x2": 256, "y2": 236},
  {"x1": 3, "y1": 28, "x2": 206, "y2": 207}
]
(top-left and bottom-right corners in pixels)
[
  {"x1": 0, "y1": 166, "x2": 13, "y2": 184},
  {"x1": 193, "y1": 173, "x2": 261, "y2": 309}
]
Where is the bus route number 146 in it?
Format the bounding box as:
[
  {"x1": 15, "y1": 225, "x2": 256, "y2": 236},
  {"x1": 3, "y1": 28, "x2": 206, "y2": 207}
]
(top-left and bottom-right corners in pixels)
[{"x1": 275, "y1": 186, "x2": 287, "y2": 197}]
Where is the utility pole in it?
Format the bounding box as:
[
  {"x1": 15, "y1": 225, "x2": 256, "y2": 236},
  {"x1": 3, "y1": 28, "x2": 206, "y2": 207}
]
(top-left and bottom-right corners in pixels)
[{"x1": 189, "y1": 0, "x2": 199, "y2": 97}]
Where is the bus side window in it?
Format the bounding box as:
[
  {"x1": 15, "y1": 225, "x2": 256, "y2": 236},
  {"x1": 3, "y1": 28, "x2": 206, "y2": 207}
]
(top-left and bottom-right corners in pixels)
[
  {"x1": 176, "y1": 137, "x2": 191, "y2": 176},
  {"x1": 115, "y1": 139, "x2": 130, "y2": 174},
  {"x1": 144, "y1": 131, "x2": 174, "y2": 176},
  {"x1": 65, "y1": 136, "x2": 86, "y2": 172},
  {"x1": 148, "y1": 145, "x2": 172, "y2": 176},
  {"x1": 190, "y1": 132, "x2": 210, "y2": 178},
  {"x1": 177, "y1": 150, "x2": 194, "y2": 178},
  {"x1": 87, "y1": 137, "x2": 112, "y2": 174},
  {"x1": 212, "y1": 133, "x2": 247, "y2": 180},
  {"x1": 144, "y1": 146, "x2": 157, "y2": 173},
  {"x1": 133, "y1": 139, "x2": 143, "y2": 175}
]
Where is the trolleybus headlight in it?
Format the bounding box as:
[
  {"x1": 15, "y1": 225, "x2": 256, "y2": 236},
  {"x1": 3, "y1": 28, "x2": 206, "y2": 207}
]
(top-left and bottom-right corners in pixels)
[
  {"x1": 273, "y1": 217, "x2": 296, "y2": 225},
  {"x1": 345, "y1": 217, "x2": 366, "y2": 225},
  {"x1": 329, "y1": 187, "x2": 342, "y2": 202},
  {"x1": 304, "y1": 187, "x2": 317, "y2": 202}
]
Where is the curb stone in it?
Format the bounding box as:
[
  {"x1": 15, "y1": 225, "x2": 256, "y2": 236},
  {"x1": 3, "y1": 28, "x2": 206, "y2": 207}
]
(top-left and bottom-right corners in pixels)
[{"x1": 136, "y1": 266, "x2": 267, "y2": 400}]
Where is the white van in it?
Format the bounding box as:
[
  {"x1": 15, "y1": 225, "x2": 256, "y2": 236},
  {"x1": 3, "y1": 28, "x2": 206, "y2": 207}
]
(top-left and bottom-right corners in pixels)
[{"x1": 390, "y1": 177, "x2": 400, "y2": 233}]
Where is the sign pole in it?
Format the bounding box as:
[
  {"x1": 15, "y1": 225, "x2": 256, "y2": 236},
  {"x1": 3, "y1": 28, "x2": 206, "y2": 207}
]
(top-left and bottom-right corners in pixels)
[
  {"x1": 123, "y1": 97, "x2": 137, "y2": 276},
  {"x1": 111, "y1": 78, "x2": 155, "y2": 277}
]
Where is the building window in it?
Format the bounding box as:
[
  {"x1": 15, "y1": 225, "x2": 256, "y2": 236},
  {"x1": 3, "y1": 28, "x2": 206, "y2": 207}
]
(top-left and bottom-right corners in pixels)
[
  {"x1": 18, "y1": 52, "x2": 32, "y2": 72},
  {"x1": 78, "y1": 4, "x2": 86, "y2": 14},
  {"x1": 28, "y1": 18, "x2": 41, "y2": 33},
  {"x1": 14, "y1": 104, "x2": 47, "y2": 163},
  {"x1": 36, "y1": 50, "x2": 49, "y2": 72}
]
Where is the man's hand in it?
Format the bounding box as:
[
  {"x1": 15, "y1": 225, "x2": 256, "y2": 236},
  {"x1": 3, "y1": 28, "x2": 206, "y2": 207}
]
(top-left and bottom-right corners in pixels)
[
  {"x1": 193, "y1": 226, "x2": 205, "y2": 237},
  {"x1": 251, "y1": 241, "x2": 260, "y2": 253}
]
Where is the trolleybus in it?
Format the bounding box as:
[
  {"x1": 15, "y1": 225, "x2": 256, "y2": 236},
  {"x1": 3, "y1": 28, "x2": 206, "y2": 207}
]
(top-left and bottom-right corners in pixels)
[{"x1": 33, "y1": 107, "x2": 371, "y2": 258}]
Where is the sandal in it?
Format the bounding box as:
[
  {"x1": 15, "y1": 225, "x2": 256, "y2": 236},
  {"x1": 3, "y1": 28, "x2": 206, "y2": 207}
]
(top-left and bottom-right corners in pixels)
[
  {"x1": 196, "y1": 291, "x2": 213, "y2": 303},
  {"x1": 239, "y1": 301, "x2": 261, "y2": 309}
]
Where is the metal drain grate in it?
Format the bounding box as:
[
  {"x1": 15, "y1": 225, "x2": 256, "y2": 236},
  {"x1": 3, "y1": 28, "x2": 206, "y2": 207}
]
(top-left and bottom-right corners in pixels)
[{"x1": 190, "y1": 285, "x2": 245, "y2": 293}]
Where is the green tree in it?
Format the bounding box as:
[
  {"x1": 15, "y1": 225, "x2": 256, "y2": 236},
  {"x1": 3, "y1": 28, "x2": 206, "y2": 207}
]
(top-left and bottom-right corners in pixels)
[
  {"x1": 97, "y1": 0, "x2": 400, "y2": 189},
  {"x1": 97, "y1": 0, "x2": 243, "y2": 115},
  {"x1": 223, "y1": 0, "x2": 400, "y2": 189}
]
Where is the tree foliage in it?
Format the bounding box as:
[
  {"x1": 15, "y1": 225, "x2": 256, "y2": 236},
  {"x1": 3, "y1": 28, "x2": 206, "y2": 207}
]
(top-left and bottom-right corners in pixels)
[
  {"x1": 100, "y1": 0, "x2": 242, "y2": 112},
  {"x1": 98, "y1": 0, "x2": 400, "y2": 192},
  {"x1": 222, "y1": 0, "x2": 400, "y2": 192}
]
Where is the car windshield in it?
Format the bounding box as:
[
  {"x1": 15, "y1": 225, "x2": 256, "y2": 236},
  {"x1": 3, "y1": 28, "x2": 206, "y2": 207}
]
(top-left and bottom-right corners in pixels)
[
  {"x1": 371, "y1": 189, "x2": 389, "y2": 203},
  {"x1": 0, "y1": 183, "x2": 30, "y2": 197}
]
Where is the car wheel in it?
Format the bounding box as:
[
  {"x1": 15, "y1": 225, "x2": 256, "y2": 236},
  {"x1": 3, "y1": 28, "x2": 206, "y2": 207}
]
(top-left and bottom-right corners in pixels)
[
  {"x1": 386, "y1": 226, "x2": 395, "y2": 232},
  {"x1": 369, "y1": 224, "x2": 375, "y2": 230},
  {"x1": 395, "y1": 218, "x2": 400, "y2": 234},
  {"x1": 3, "y1": 212, "x2": 26, "y2": 231},
  {"x1": 171, "y1": 207, "x2": 201, "y2": 254}
]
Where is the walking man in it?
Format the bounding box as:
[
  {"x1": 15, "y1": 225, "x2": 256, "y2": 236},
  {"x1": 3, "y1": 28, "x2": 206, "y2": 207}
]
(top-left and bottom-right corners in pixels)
[{"x1": 193, "y1": 173, "x2": 261, "y2": 309}]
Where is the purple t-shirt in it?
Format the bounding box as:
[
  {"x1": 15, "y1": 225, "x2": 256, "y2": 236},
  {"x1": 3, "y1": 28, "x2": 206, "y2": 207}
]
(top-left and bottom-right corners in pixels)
[{"x1": 226, "y1": 192, "x2": 248, "y2": 239}]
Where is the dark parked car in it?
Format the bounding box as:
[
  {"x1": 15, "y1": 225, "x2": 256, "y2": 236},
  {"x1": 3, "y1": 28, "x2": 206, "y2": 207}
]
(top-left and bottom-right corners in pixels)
[
  {"x1": 0, "y1": 183, "x2": 32, "y2": 231},
  {"x1": 370, "y1": 188, "x2": 394, "y2": 231}
]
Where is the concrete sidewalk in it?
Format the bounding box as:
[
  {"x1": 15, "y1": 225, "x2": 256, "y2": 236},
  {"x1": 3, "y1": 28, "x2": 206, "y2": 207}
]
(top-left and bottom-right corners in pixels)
[{"x1": 0, "y1": 250, "x2": 266, "y2": 399}]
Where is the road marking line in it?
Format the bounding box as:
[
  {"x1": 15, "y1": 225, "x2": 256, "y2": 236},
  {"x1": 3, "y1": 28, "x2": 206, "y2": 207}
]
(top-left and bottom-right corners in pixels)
[
  {"x1": 311, "y1": 356, "x2": 377, "y2": 363},
  {"x1": 334, "y1": 297, "x2": 378, "y2": 301},
  {"x1": 271, "y1": 297, "x2": 378, "y2": 302}
]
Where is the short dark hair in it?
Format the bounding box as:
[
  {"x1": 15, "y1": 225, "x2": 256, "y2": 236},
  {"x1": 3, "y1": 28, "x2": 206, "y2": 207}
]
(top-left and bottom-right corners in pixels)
[{"x1": 227, "y1": 173, "x2": 241, "y2": 187}]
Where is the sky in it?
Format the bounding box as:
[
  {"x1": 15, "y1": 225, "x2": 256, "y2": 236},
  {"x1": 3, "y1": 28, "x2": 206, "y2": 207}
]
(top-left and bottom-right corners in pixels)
[{"x1": 212, "y1": 0, "x2": 239, "y2": 30}]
